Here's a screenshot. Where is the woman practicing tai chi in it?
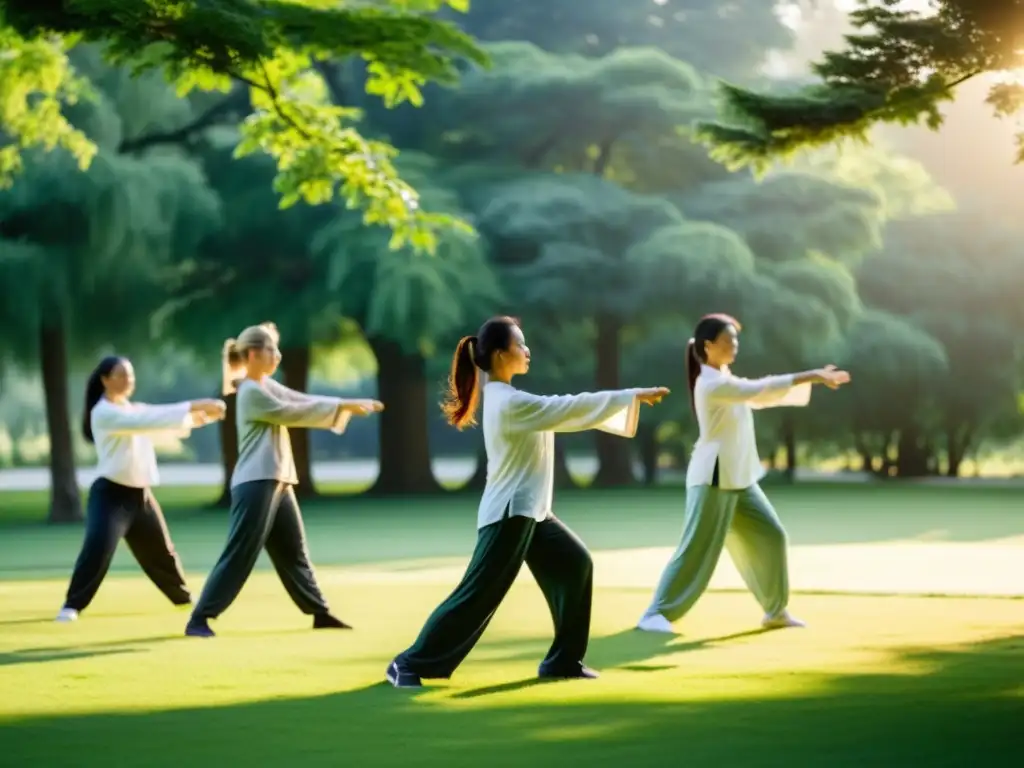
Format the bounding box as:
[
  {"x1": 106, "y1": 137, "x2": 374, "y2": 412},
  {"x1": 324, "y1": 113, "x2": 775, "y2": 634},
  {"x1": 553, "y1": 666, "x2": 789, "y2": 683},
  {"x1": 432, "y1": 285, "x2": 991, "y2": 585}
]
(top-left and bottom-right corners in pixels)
[
  {"x1": 386, "y1": 316, "x2": 669, "y2": 688},
  {"x1": 185, "y1": 322, "x2": 383, "y2": 638},
  {"x1": 56, "y1": 356, "x2": 226, "y2": 622},
  {"x1": 637, "y1": 314, "x2": 850, "y2": 634}
]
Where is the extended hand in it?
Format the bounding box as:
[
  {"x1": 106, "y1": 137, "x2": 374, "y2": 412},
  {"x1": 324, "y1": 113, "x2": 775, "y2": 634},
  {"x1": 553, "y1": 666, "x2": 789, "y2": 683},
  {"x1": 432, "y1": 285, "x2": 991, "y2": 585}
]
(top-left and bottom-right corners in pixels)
[
  {"x1": 638, "y1": 387, "x2": 670, "y2": 406},
  {"x1": 817, "y1": 365, "x2": 851, "y2": 390},
  {"x1": 345, "y1": 399, "x2": 385, "y2": 416},
  {"x1": 193, "y1": 399, "x2": 227, "y2": 420}
]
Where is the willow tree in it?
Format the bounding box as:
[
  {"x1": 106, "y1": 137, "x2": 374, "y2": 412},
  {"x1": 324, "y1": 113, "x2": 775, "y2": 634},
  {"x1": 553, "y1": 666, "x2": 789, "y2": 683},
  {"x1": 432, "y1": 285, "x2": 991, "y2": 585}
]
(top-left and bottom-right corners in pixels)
[
  {"x1": 0, "y1": 0, "x2": 486, "y2": 248},
  {"x1": 697, "y1": 1, "x2": 1024, "y2": 169},
  {"x1": 312, "y1": 152, "x2": 501, "y2": 494},
  {"x1": 0, "y1": 51, "x2": 221, "y2": 522}
]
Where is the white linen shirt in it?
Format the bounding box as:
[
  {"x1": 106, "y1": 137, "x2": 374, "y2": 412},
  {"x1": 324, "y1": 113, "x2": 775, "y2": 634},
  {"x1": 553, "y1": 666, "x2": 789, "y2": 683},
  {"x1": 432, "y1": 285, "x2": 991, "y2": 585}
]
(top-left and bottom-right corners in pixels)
[
  {"x1": 91, "y1": 398, "x2": 195, "y2": 488},
  {"x1": 476, "y1": 382, "x2": 643, "y2": 529},
  {"x1": 686, "y1": 364, "x2": 812, "y2": 490}
]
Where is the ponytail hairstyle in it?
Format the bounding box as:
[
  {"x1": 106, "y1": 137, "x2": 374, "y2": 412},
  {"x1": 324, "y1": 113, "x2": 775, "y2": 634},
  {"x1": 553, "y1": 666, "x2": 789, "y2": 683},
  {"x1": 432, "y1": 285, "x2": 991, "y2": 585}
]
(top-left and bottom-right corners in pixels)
[
  {"x1": 441, "y1": 316, "x2": 520, "y2": 430},
  {"x1": 686, "y1": 313, "x2": 741, "y2": 415},
  {"x1": 222, "y1": 322, "x2": 280, "y2": 395},
  {"x1": 82, "y1": 356, "x2": 125, "y2": 443}
]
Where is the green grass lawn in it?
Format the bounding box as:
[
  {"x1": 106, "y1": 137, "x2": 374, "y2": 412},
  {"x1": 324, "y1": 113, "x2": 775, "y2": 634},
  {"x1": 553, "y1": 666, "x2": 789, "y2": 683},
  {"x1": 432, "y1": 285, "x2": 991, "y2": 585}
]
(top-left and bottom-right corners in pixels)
[{"x1": 0, "y1": 484, "x2": 1020, "y2": 767}]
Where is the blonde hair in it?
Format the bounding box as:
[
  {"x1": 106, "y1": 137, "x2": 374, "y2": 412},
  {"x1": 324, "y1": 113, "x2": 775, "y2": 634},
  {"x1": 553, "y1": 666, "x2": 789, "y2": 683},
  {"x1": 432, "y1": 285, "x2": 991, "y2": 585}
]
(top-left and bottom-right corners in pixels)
[{"x1": 221, "y1": 322, "x2": 281, "y2": 395}]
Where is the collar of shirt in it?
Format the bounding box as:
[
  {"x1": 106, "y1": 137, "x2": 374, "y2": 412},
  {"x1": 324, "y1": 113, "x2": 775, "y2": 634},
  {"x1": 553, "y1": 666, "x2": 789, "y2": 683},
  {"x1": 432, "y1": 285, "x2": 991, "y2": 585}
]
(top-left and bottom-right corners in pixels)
[{"x1": 700, "y1": 364, "x2": 731, "y2": 379}]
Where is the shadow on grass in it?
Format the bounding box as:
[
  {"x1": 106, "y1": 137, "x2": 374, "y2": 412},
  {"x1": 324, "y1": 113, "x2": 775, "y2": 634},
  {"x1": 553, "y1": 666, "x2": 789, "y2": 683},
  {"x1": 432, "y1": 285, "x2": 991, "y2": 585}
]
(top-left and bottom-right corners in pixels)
[
  {"x1": 0, "y1": 635, "x2": 1019, "y2": 767},
  {"x1": 475, "y1": 628, "x2": 770, "y2": 670},
  {"x1": 0, "y1": 635, "x2": 184, "y2": 668}
]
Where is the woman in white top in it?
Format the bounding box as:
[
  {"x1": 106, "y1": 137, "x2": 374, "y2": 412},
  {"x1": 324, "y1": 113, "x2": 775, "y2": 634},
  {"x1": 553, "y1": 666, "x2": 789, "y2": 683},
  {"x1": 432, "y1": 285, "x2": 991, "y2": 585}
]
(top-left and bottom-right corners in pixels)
[
  {"x1": 56, "y1": 356, "x2": 226, "y2": 622},
  {"x1": 186, "y1": 323, "x2": 383, "y2": 638},
  {"x1": 637, "y1": 314, "x2": 850, "y2": 634},
  {"x1": 385, "y1": 316, "x2": 669, "y2": 688}
]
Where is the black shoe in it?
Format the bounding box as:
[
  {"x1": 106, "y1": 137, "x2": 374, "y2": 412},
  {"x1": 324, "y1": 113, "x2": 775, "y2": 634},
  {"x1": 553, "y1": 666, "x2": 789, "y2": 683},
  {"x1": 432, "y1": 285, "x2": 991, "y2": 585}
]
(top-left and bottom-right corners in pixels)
[
  {"x1": 386, "y1": 659, "x2": 422, "y2": 689},
  {"x1": 313, "y1": 612, "x2": 352, "y2": 630},
  {"x1": 185, "y1": 617, "x2": 215, "y2": 638},
  {"x1": 538, "y1": 663, "x2": 599, "y2": 680}
]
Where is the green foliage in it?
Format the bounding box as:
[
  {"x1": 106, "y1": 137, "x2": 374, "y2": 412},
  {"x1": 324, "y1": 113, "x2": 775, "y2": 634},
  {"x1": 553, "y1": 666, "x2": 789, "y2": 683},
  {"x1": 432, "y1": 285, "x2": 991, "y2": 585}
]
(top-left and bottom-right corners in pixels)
[
  {"x1": 857, "y1": 211, "x2": 1024, "y2": 438},
  {"x1": 0, "y1": 54, "x2": 222, "y2": 360},
  {"x1": 833, "y1": 309, "x2": 950, "y2": 434},
  {"x1": 444, "y1": 42, "x2": 708, "y2": 177},
  {"x1": 676, "y1": 171, "x2": 885, "y2": 266},
  {"x1": 697, "y1": 1, "x2": 1024, "y2": 168},
  {"x1": 0, "y1": 0, "x2": 488, "y2": 249},
  {"x1": 312, "y1": 152, "x2": 500, "y2": 353},
  {"x1": 448, "y1": 0, "x2": 794, "y2": 81},
  {"x1": 0, "y1": 27, "x2": 96, "y2": 186}
]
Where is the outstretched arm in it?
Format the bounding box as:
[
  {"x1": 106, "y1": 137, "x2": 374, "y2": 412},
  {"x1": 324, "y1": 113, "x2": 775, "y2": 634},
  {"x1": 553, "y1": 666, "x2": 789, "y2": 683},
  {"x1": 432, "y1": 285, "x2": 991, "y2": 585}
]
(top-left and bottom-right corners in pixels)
[
  {"x1": 505, "y1": 388, "x2": 666, "y2": 437},
  {"x1": 240, "y1": 383, "x2": 382, "y2": 433},
  {"x1": 92, "y1": 402, "x2": 196, "y2": 438},
  {"x1": 706, "y1": 367, "x2": 848, "y2": 410}
]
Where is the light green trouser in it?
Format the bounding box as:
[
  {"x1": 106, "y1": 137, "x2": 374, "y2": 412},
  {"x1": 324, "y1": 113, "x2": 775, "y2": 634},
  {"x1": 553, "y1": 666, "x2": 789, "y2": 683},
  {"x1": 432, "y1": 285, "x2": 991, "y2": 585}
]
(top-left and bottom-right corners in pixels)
[{"x1": 643, "y1": 483, "x2": 789, "y2": 622}]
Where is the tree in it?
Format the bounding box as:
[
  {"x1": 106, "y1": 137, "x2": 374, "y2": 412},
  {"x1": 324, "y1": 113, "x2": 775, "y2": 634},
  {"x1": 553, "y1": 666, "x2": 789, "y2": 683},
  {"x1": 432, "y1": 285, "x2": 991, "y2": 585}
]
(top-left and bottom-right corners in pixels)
[
  {"x1": 0, "y1": 49, "x2": 221, "y2": 522},
  {"x1": 697, "y1": 1, "x2": 1024, "y2": 169},
  {"x1": 166, "y1": 142, "x2": 345, "y2": 504},
  {"x1": 445, "y1": 0, "x2": 795, "y2": 81},
  {"x1": 830, "y1": 310, "x2": 949, "y2": 477},
  {"x1": 854, "y1": 210, "x2": 1024, "y2": 476},
  {"x1": 312, "y1": 151, "x2": 502, "y2": 494},
  {"x1": 436, "y1": 44, "x2": 717, "y2": 486},
  {"x1": 0, "y1": 0, "x2": 486, "y2": 248}
]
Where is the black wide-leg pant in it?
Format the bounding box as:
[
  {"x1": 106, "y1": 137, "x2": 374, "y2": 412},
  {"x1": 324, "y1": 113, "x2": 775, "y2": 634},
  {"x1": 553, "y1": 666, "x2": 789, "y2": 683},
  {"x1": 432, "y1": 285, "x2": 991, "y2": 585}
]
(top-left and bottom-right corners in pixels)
[
  {"x1": 396, "y1": 514, "x2": 594, "y2": 679},
  {"x1": 190, "y1": 480, "x2": 330, "y2": 620},
  {"x1": 63, "y1": 477, "x2": 191, "y2": 612}
]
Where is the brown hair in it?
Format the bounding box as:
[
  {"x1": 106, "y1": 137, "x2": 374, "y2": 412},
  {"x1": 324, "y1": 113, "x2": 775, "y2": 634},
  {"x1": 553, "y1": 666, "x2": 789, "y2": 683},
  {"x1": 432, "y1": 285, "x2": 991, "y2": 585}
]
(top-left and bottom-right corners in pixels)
[
  {"x1": 686, "y1": 313, "x2": 741, "y2": 415},
  {"x1": 441, "y1": 316, "x2": 519, "y2": 430},
  {"x1": 222, "y1": 322, "x2": 280, "y2": 395}
]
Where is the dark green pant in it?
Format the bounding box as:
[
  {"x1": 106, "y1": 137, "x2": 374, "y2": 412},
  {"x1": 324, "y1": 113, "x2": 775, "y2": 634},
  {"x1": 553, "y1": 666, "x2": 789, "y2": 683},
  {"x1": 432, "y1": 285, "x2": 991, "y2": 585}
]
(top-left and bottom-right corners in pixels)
[
  {"x1": 191, "y1": 480, "x2": 329, "y2": 620},
  {"x1": 396, "y1": 514, "x2": 594, "y2": 679}
]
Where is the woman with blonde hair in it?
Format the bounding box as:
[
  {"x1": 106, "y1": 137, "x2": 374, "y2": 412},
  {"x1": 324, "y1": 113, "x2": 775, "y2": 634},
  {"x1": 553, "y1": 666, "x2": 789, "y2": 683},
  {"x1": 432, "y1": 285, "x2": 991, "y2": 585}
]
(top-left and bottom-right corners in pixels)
[
  {"x1": 185, "y1": 322, "x2": 383, "y2": 638},
  {"x1": 385, "y1": 316, "x2": 670, "y2": 688}
]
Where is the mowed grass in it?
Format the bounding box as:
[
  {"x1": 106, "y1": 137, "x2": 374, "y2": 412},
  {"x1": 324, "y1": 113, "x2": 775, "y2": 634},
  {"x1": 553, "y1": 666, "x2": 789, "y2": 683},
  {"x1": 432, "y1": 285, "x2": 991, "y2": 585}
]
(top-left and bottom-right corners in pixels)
[{"x1": 0, "y1": 484, "x2": 1021, "y2": 767}]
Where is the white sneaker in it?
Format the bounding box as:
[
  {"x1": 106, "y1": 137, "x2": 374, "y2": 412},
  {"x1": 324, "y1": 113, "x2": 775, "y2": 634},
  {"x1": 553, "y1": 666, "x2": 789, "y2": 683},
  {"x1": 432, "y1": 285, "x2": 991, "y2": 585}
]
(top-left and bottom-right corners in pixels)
[
  {"x1": 762, "y1": 611, "x2": 805, "y2": 629},
  {"x1": 55, "y1": 607, "x2": 79, "y2": 623},
  {"x1": 636, "y1": 613, "x2": 675, "y2": 633}
]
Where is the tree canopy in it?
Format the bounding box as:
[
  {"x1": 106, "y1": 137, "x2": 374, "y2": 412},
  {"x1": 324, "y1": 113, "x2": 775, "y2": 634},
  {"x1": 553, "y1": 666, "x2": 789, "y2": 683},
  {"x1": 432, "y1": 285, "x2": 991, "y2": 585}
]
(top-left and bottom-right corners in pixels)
[
  {"x1": 697, "y1": 1, "x2": 1024, "y2": 169},
  {"x1": 0, "y1": 0, "x2": 487, "y2": 250}
]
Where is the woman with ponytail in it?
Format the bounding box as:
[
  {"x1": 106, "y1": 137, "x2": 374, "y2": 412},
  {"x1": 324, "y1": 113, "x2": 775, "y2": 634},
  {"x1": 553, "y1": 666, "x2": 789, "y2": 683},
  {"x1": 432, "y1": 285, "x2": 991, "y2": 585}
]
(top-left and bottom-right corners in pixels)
[
  {"x1": 56, "y1": 356, "x2": 227, "y2": 623},
  {"x1": 637, "y1": 314, "x2": 851, "y2": 634},
  {"x1": 386, "y1": 316, "x2": 670, "y2": 688},
  {"x1": 186, "y1": 322, "x2": 384, "y2": 638}
]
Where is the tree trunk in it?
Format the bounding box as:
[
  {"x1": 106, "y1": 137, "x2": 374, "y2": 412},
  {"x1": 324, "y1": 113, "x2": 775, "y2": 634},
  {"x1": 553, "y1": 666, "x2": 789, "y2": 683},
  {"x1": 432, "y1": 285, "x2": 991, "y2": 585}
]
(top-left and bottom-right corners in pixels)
[
  {"x1": 40, "y1": 322, "x2": 82, "y2": 523},
  {"x1": 281, "y1": 344, "x2": 317, "y2": 498},
  {"x1": 944, "y1": 423, "x2": 973, "y2": 478},
  {"x1": 368, "y1": 336, "x2": 442, "y2": 495},
  {"x1": 782, "y1": 413, "x2": 797, "y2": 482},
  {"x1": 213, "y1": 392, "x2": 238, "y2": 508},
  {"x1": 591, "y1": 313, "x2": 635, "y2": 487},
  {"x1": 895, "y1": 425, "x2": 931, "y2": 478},
  {"x1": 637, "y1": 422, "x2": 659, "y2": 487}
]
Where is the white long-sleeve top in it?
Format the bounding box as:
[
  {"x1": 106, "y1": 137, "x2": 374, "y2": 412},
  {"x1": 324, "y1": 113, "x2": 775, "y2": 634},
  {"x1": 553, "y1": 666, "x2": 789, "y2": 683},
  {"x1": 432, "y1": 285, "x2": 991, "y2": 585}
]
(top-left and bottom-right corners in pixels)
[
  {"x1": 686, "y1": 364, "x2": 812, "y2": 490},
  {"x1": 231, "y1": 377, "x2": 357, "y2": 488},
  {"x1": 476, "y1": 381, "x2": 643, "y2": 529},
  {"x1": 91, "y1": 398, "x2": 196, "y2": 488}
]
